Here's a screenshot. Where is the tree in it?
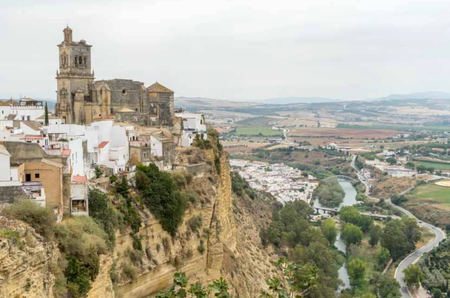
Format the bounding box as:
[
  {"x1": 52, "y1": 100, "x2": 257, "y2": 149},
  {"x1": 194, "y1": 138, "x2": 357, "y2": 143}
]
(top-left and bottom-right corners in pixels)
[
  {"x1": 342, "y1": 223, "x2": 363, "y2": 246},
  {"x1": 376, "y1": 248, "x2": 391, "y2": 267},
  {"x1": 416, "y1": 165, "x2": 427, "y2": 173},
  {"x1": 44, "y1": 101, "x2": 49, "y2": 126},
  {"x1": 381, "y1": 219, "x2": 414, "y2": 260},
  {"x1": 348, "y1": 258, "x2": 366, "y2": 287},
  {"x1": 136, "y1": 163, "x2": 188, "y2": 236},
  {"x1": 312, "y1": 178, "x2": 345, "y2": 207},
  {"x1": 386, "y1": 157, "x2": 397, "y2": 165},
  {"x1": 403, "y1": 264, "x2": 424, "y2": 290},
  {"x1": 405, "y1": 162, "x2": 415, "y2": 169},
  {"x1": 372, "y1": 274, "x2": 401, "y2": 298},
  {"x1": 369, "y1": 225, "x2": 381, "y2": 247},
  {"x1": 427, "y1": 167, "x2": 435, "y2": 174},
  {"x1": 322, "y1": 218, "x2": 337, "y2": 245},
  {"x1": 339, "y1": 206, "x2": 361, "y2": 225}
]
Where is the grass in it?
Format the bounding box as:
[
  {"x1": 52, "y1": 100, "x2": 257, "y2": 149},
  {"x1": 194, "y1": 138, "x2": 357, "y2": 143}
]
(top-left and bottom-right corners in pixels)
[
  {"x1": 0, "y1": 229, "x2": 20, "y2": 239},
  {"x1": 234, "y1": 127, "x2": 283, "y2": 136},
  {"x1": 417, "y1": 160, "x2": 450, "y2": 171},
  {"x1": 412, "y1": 184, "x2": 450, "y2": 205}
]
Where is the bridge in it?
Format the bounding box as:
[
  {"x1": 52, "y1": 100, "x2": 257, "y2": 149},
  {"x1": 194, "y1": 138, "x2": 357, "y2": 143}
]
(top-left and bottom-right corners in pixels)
[{"x1": 313, "y1": 206, "x2": 400, "y2": 220}]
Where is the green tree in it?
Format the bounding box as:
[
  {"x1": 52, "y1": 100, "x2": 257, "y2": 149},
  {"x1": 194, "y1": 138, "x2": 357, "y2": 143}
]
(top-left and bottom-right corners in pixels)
[
  {"x1": 416, "y1": 165, "x2": 427, "y2": 173},
  {"x1": 376, "y1": 248, "x2": 391, "y2": 268},
  {"x1": 44, "y1": 101, "x2": 49, "y2": 126},
  {"x1": 381, "y1": 219, "x2": 416, "y2": 260},
  {"x1": 369, "y1": 225, "x2": 381, "y2": 247},
  {"x1": 405, "y1": 162, "x2": 415, "y2": 169},
  {"x1": 386, "y1": 157, "x2": 397, "y2": 165},
  {"x1": 136, "y1": 163, "x2": 188, "y2": 236},
  {"x1": 322, "y1": 218, "x2": 337, "y2": 245},
  {"x1": 339, "y1": 206, "x2": 361, "y2": 225},
  {"x1": 348, "y1": 258, "x2": 366, "y2": 287},
  {"x1": 372, "y1": 274, "x2": 401, "y2": 298},
  {"x1": 342, "y1": 223, "x2": 363, "y2": 246},
  {"x1": 313, "y1": 178, "x2": 345, "y2": 207},
  {"x1": 403, "y1": 264, "x2": 424, "y2": 290}
]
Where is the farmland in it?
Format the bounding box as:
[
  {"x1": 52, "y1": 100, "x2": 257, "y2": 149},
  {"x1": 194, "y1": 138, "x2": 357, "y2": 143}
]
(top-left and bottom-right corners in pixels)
[
  {"x1": 401, "y1": 182, "x2": 450, "y2": 228},
  {"x1": 412, "y1": 183, "x2": 450, "y2": 206},
  {"x1": 234, "y1": 127, "x2": 283, "y2": 136},
  {"x1": 289, "y1": 127, "x2": 398, "y2": 139},
  {"x1": 417, "y1": 160, "x2": 450, "y2": 171}
]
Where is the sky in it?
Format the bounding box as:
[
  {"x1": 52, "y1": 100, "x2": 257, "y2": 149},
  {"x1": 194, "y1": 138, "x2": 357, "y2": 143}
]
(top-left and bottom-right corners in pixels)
[{"x1": 1, "y1": 0, "x2": 450, "y2": 101}]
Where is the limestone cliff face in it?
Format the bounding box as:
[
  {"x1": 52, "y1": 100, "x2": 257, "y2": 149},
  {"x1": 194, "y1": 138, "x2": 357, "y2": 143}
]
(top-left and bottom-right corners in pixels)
[
  {"x1": 0, "y1": 216, "x2": 59, "y2": 298},
  {"x1": 0, "y1": 149, "x2": 276, "y2": 298},
  {"x1": 89, "y1": 150, "x2": 276, "y2": 298}
]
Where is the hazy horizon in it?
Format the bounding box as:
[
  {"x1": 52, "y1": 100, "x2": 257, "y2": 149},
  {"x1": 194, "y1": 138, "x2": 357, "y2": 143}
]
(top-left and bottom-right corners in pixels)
[{"x1": 2, "y1": 0, "x2": 450, "y2": 101}]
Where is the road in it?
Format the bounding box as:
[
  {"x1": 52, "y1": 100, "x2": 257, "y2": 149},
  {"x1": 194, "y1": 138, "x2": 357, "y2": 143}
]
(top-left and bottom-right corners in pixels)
[{"x1": 351, "y1": 155, "x2": 446, "y2": 298}]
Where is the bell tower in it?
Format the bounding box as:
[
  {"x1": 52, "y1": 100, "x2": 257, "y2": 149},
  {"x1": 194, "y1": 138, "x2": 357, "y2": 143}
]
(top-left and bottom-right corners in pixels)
[{"x1": 56, "y1": 26, "x2": 94, "y2": 124}]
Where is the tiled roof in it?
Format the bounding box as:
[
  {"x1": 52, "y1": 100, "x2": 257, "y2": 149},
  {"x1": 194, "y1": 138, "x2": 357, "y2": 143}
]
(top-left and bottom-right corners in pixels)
[
  {"x1": 72, "y1": 175, "x2": 88, "y2": 183},
  {"x1": 97, "y1": 141, "x2": 109, "y2": 149}
]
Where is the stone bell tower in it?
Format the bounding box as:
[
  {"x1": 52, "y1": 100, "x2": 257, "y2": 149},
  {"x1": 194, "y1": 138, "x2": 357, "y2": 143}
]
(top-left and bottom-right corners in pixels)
[{"x1": 56, "y1": 26, "x2": 95, "y2": 124}]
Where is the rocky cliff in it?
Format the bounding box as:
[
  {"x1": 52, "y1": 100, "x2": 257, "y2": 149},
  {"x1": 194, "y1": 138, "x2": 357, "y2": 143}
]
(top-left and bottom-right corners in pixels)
[
  {"x1": 88, "y1": 148, "x2": 277, "y2": 298},
  {"x1": 0, "y1": 216, "x2": 59, "y2": 298},
  {"x1": 0, "y1": 147, "x2": 277, "y2": 298}
]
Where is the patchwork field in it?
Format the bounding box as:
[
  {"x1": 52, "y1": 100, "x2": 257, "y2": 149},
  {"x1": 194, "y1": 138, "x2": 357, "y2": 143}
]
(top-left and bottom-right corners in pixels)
[
  {"x1": 234, "y1": 127, "x2": 283, "y2": 136},
  {"x1": 289, "y1": 128, "x2": 398, "y2": 139}
]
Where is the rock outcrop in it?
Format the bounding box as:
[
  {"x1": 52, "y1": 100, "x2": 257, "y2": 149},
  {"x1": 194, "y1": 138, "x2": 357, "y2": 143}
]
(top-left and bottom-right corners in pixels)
[
  {"x1": 0, "y1": 216, "x2": 59, "y2": 298},
  {"x1": 0, "y1": 147, "x2": 276, "y2": 298}
]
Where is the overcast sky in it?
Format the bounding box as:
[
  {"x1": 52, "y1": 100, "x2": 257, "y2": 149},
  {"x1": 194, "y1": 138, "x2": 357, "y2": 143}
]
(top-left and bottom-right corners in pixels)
[{"x1": 1, "y1": 0, "x2": 450, "y2": 101}]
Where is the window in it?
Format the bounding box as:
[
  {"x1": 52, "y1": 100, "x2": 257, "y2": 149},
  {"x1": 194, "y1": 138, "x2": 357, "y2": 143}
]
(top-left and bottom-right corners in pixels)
[
  {"x1": 35, "y1": 173, "x2": 40, "y2": 179},
  {"x1": 25, "y1": 174, "x2": 31, "y2": 182},
  {"x1": 122, "y1": 89, "x2": 127, "y2": 95}
]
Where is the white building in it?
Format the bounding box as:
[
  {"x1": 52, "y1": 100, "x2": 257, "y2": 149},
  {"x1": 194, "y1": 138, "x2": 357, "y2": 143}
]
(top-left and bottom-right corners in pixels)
[
  {"x1": 175, "y1": 112, "x2": 208, "y2": 148},
  {"x1": 5, "y1": 98, "x2": 45, "y2": 121}
]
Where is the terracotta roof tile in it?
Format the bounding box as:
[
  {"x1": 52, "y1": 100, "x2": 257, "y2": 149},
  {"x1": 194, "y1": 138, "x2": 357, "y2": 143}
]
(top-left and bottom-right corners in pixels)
[{"x1": 97, "y1": 141, "x2": 109, "y2": 149}]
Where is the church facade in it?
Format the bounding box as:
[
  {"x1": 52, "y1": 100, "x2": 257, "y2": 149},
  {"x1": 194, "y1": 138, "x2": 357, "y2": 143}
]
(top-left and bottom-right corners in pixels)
[{"x1": 55, "y1": 27, "x2": 174, "y2": 127}]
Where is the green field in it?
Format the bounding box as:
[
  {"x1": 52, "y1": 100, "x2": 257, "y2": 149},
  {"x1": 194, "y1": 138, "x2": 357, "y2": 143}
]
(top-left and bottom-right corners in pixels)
[
  {"x1": 417, "y1": 160, "x2": 450, "y2": 171},
  {"x1": 234, "y1": 127, "x2": 283, "y2": 136},
  {"x1": 412, "y1": 184, "x2": 450, "y2": 205}
]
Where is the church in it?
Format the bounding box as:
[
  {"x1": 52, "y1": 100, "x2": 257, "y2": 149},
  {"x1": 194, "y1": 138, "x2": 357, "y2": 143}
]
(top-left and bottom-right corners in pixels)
[{"x1": 55, "y1": 26, "x2": 174, "y2": 127}]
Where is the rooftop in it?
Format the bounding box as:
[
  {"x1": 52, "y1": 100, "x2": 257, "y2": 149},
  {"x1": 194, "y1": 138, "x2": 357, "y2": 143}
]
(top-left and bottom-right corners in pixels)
[{"x1": 97, "y1": 141, "x2": 109, "y2": 149}]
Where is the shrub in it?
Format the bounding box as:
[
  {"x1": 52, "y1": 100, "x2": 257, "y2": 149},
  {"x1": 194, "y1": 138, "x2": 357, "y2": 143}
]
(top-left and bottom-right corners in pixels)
[
  {"x1": 88, "y1": 188, "x2": 120, "y2": 246},
  {"x1": 128, "y1": 249, "x2": 144, "y2": 266},
  {"x1": 172, "y1": 171, "x2": 187, "y2": 189},
  {"x1": 198, "y1": 240, "x2": 205, "y2": 254},
  {"x1": 2, "y1": 200, "x2": 56, "y2": 240},
  {"x1": 188, "y1": 215, "x2": 203, "y2": 233},
  {"x1": 122, "y1": 263, "x2": 138, "y2": 282}
]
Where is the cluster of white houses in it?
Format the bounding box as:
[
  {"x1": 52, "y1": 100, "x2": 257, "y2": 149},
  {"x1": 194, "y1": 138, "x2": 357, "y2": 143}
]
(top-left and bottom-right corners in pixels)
[{"x1": 0, "y1": 97, "x2": 207, "y2": 219}]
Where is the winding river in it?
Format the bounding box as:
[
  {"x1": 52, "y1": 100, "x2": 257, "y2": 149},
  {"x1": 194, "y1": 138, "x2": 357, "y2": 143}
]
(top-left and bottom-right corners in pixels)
[{"x1": 313, "y1": 179, "x2": 357, "y2": 292}]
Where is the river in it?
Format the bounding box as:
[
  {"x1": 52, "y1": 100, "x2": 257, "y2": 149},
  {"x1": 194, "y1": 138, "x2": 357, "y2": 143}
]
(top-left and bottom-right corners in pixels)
[{"x1": 313, "y1": 179, "x2": 357, "y2": 292}]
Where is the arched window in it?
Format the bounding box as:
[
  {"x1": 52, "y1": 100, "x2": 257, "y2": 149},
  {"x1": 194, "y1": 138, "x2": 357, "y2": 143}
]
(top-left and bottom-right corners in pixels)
[
  {"x1": 74, "y1": 56, "x2": 78, "y2": 66},
  {"x1": 79, "y1": 56, "x2": 83, "y2": 66}
]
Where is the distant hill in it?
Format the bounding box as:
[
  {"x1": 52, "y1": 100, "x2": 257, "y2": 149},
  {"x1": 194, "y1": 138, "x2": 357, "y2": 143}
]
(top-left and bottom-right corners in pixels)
[
  {"x1": 374, "y1": 92, "x2": 450, "y2": 101},
  {"x1": 260, "y1": 97, "x2": 341, "y2": 104}
]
